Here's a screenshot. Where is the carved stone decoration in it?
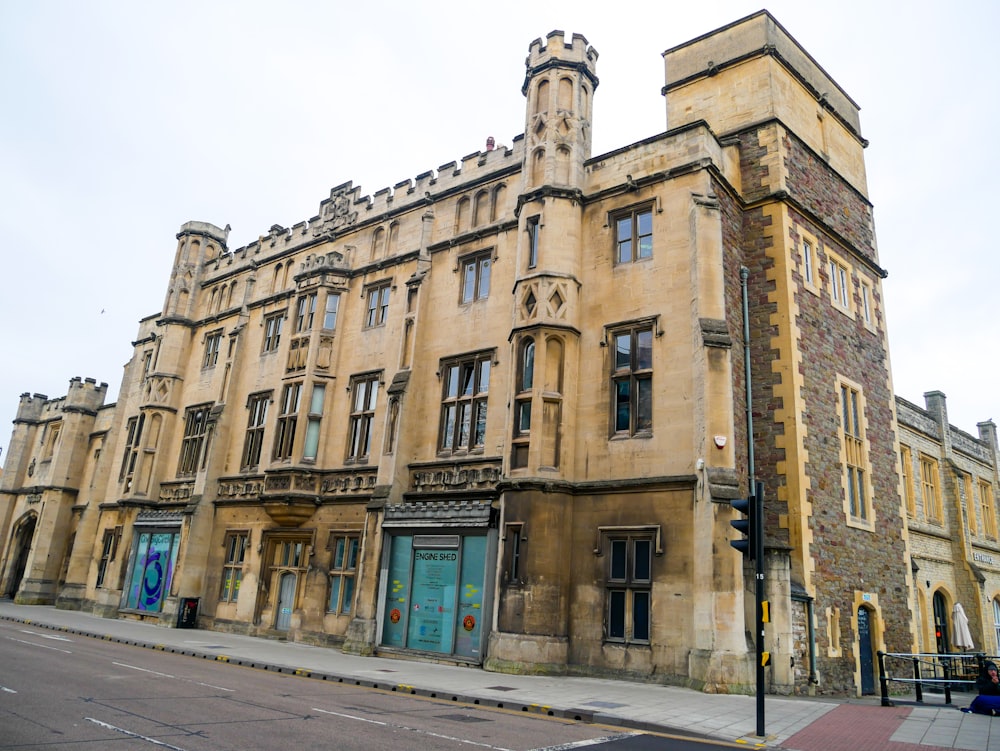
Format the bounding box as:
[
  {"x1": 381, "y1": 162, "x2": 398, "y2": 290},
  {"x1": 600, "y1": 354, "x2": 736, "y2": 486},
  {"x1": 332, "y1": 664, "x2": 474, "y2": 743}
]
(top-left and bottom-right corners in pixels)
[
  {"x1": 262, "y1": 498, "x2": 319, "y2": 527},
  {"x1": 316, "y1": 185, "x2": 359, "y2": 235}
]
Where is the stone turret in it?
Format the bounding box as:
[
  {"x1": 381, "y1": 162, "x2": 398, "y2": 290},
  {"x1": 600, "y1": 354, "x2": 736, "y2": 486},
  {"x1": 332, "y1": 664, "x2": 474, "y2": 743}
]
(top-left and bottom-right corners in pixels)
[
  {"x1": 521, "y1": 31, "x2": 598, "y2": 192},
  {"x1": 163, "y1": 221, "x2": 230, "y2": 321}
]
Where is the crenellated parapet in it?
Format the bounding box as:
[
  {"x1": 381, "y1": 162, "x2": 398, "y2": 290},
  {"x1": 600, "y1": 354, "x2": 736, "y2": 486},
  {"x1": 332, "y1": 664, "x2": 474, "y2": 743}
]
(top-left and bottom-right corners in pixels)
[
  {"x1": 195, "y1": 138, "x2": 524, "y2": 281},
  {"x1": 523, "y1": 30, "x2": 599, "y2": 93}
]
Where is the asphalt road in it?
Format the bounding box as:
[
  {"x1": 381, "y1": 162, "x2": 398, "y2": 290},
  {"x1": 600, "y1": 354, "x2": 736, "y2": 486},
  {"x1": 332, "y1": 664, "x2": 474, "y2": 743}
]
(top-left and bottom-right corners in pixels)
[{"x1": 0, "y1": 620, "x2": 745, "y2": 751}]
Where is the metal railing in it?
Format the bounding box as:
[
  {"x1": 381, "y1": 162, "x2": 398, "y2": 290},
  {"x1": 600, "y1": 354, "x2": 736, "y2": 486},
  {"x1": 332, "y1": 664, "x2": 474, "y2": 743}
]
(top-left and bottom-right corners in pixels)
[{"x1": 877, "y1": 650, "x2": 989, "y2": 706}]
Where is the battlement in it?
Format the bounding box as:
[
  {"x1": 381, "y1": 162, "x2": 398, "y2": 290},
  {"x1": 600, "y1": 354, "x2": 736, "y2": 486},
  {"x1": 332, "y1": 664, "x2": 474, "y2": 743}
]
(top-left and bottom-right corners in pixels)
[
  {"x1": 526, "y1": 30, "x2": 598, "y2": 71},
  {"x1": 205, "y1": 135, "x2": 525, "y2": 277},
  {"x1": 177, "y1": 221, "x2": 230, "y2": 248}
]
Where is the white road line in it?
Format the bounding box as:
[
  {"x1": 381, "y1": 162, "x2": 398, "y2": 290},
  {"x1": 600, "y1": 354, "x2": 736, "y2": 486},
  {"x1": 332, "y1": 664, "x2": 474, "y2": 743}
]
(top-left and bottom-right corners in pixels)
[
  {"x1": 85, "y1": 717, "x2": 189, "y2": 750},
  {"x1": 311, "y1": 707, "x2": 516, "y2": 750},
  {"x1": 192, "y1": 681, "x2": 235, "y2": 692},
  {"x1": 112, "y1": 662, "x2": 175, "y2": 678},
  {"x1": 532, "y1": 736, "x2": 638, "y2": 750},
  {"x1": 18, "y1": 630, "x2": 72, "y2": 642},
  {"x1": 1, "y1": 686, "x2": 17, "y2": 693},
  {"x1": 111, "y1": 662, "x2": 234, "y2": 692},
  {"x1": 7, "y1": 636, "x2": 72, "y2": 654}
]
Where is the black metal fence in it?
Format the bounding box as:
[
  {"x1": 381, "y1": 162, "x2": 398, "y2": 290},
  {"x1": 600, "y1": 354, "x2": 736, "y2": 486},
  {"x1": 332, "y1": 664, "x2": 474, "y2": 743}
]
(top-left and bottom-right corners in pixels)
[{"x1": 877, "y1": 650, "x2": 989, "y2": 706}]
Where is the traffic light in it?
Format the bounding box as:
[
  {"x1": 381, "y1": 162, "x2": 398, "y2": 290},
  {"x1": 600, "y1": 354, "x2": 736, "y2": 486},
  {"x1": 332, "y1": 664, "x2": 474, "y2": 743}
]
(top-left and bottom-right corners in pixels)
[{"x1": 730, "y1": 494, "x2": 755, "y2": 558}]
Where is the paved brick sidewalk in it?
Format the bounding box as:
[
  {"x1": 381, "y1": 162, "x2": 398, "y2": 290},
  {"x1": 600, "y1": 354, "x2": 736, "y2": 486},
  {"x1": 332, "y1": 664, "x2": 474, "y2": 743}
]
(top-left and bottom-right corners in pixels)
[{"x1": 781, "y1": 704, "x2": 968, "y2": 751}]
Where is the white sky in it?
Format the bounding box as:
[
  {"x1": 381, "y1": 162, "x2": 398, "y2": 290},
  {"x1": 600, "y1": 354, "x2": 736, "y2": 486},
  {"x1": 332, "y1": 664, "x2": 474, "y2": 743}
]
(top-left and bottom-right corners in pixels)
[{"x1": 1, "y1": 1, "x2": 997, "y2": 461}]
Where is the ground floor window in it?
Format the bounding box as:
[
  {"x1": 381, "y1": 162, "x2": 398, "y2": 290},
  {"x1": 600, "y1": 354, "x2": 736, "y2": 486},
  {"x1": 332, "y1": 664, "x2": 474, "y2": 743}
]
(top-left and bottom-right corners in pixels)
[
  {"x1": 220, "y1": 531, "x2": 248, "y2": 602},
  {"x1": 121, "y1": 528, "x2": 181, "y2": 612},
  {"x1": 605, "y1": 533, "x2": 653, "y2": 643},
  {"x1": 328, "y1": 534, "x2": 359, "y2": 615},
  {"x1": 381, "y1": 534, "x2": 487, "y2": 660}
]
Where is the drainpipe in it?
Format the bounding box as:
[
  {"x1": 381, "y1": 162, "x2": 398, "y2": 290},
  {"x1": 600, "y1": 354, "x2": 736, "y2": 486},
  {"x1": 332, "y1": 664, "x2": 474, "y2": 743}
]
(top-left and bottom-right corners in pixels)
[{"x1": 740, "y1": 266, "x2": 754, "y2": 490}]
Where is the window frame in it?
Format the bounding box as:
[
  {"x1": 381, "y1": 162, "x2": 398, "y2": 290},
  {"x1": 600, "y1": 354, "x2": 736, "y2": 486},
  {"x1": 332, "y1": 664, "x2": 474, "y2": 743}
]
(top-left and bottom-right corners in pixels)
[
  {"x1": 838, "y1": 379, "x2": 873, "y2": 527},
  {"x1": 526, "y1": 216, "x2": 540, "y2": 269},
  {"x1": 119, "y1": 414, "x2": 145, "y2": 490},
  {"x1": 609, "y1": 323, "x2": 654, "y2": 437},
  {"x1": 602, "y1": 531, "x2": 654, "y2": 645},
  {"x1": 612, "y1": 205, "x2": 653, "y2": 265},
  {"x1": 980, "y1": 479, "x2": 997, "y2": 539},
  {"x1": 920, "y1": 454, "x2": 943, "y2": 523},
  {"x1": 459, "y1": 250, "x2": 492, "y2": 304},
  {"x1": 177, "y1": 404, "x2": 212, "y2": 476},
  {"x1": 347, "y1": 373, "x2": 380, "y2": 461},
  {"x1": 322, "y1": 292, "x2": 341, "y2": 331},
  {"x1": 302, "y1": 383, "x2": 327, "y2": 462},
  {"x1": 203, "y1": 329, "x2": 223, "y2": 368},
  {"x1": 438, "y1": 351, "x2": 492, "y2": 454},
  {"x1": 241, "y1": 392, "x2": 270, "y2": 471},
  {"x1": 219, "y1": 531, "x2": 248, "y2": 603},
  {"x1": 327, "y1": 533, "x2": 360, "y2": 615},
  {"x1": 294, "y1": 293, "x2": 317, "y2": 334},
  {"x1": 262, "y1": 311, "x2": 284, "y2": 353},
  {"x1": 827, "y1": 251, "x2": 853, "y2": 314},
  {"x1": 364, "y1": 282, "x2": 391, "y2": 328},
  {"x1": 272, "y1": 383, "x2": 302, "y2": 461},
  {"x1": 900, "y1": 444, "x2": 915, "y2": 517}
]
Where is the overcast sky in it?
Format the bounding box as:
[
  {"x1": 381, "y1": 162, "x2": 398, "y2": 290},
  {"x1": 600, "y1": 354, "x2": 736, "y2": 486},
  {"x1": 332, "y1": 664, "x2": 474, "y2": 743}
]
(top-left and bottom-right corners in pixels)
[{"x1": 1, "y1": 1, "x2": 997, "y2": 462}]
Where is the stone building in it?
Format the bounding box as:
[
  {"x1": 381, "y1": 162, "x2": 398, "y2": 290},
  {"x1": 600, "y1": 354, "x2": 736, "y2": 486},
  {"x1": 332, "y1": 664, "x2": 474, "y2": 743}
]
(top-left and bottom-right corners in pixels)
[
  {"x1": 897, "y1": 392, "x2": 1000, "y2": 657},
  {"x1": 1, "y1": 11, "x2": 973, "y2": 696}
]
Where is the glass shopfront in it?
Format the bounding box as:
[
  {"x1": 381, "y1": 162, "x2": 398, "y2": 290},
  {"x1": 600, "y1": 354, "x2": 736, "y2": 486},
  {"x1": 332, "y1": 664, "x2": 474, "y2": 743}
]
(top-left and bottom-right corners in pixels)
[{"x1": 381, "y1": 533, "x2": 488, "y2": 660}]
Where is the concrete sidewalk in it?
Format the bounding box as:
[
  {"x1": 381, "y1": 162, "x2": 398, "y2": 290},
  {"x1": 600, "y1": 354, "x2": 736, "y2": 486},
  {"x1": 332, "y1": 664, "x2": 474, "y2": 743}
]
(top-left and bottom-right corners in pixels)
[{"x1": 0, "y1": 601, "x2": 996, "y2": 750}]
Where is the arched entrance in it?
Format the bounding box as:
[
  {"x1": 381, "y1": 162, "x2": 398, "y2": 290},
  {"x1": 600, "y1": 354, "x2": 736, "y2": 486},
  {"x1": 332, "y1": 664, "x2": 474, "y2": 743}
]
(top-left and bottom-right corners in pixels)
[
  {"x1": 933, "y1": 591, "x2": 950, "y2": 654},
  {"x1": 858, "y1": 606, "x2": 875, "y2": 695},
  {"x1": 4, "y1": 515, "x2": 37, "y2": 599}
]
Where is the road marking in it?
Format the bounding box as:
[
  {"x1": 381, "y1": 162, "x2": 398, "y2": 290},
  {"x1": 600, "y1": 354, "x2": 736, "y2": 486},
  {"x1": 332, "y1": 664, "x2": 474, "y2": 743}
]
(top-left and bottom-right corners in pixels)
[
  {"x1": 113, "y1": 662, "x2": 174, "y2": 678},
  {"x1": 312, "y1": 706, "x2": 517, "y2": 750},
  {"x1": 533, "y1": 737, "x2": 639, "y2": 750},
  {"x1": 1, "y1": 686, "x2": 17, "y2": 694},
  {"x1": 86, "y1": 717, "x2": 189, "y2": 750},
  {"x1": 18, "y1": 629, "x2": 72, "y2": 642},
  {"x1": 111, "y1": 661, "x2": 233, "y2": 691},
  {"x1": 7, "y1": 637, "x2": 71, "y2": 654}
]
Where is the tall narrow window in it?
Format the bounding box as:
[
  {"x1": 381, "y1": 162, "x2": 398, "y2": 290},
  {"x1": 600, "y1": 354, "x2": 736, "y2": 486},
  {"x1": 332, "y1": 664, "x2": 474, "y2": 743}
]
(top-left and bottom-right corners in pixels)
[
  {"x1": 203, "y1": 330, "x2": 223, "y2": 368},
  {"x1": 220, "y1": 531, "x2": 248, "y2": 602},
  {"x1": 860, "y1": 281, "x2": 873, "y2": 325},
  {"x1": 611, "y1": 325, "x2": 653, "y2": 436},
  {"x1": 177, "y1": 404, "x2": 211, "y2": 476},
  {"x1": 272, "y1": 383, "x2": 302, "y2": 461},
  {"x1": 241, "y1": 393, "x2": 269, "y2": 470},
  {"x1": 511, "y1": 338, "x2": 534, "y2": 469},
  {"x1": 502, "y1": 524, "x2": 524, "y2": 585},
  {"x1": 964, "y1": 474, "x2": 978, "y2": 535},
  {"x1": 364, "y1": 283, "x2": 391, "y2": 328},
  {"x1": 95, "y1": 527, "x2": 121, "y2": 588},
  {"x1": 803, "y1": 239, "x2": 815, "y2": 285},
  {"x1": 994, "y1": 599, "x2": 1000, "y2": 654},
  {"x1": 839, "y1": 383, "x2": 870, "y2": 521},
  {"x1": 900, "y1": 445, "x2": 915, "y2": 517},
  {"x1": 460, "y1": 252, "x2": 492, "y2": 304},
  {"x1": 613, "y1": 206, "x2": 653, "y2": 264},
  {"x1": 262, "y1": 312, "x2": 284, "y2": 353},
  {"x1": 302, "y1": 383, "x2": 326, "y2": 461},
  {"x1": 605, "y1": 533, "x2": 653, "y2": 643},
  {"x1": 328, "y1": 534, "x2": 359, "y2": 614},
  {"x1": 322, "y1": 293, "x2": 340, "y2": 330},
  {"x1": 295, "y1": 293, "x2": 317, "y2": 333},
  {"x1": 439, "y1": 352, "x2": 491, "y2": 453},
  {"x1": 348, "y1": 374, "x2": 379, "y2": 460},
  {"x1": 920, "y1": 455, "x2": 942, "y2": 522},
  {"x1": 981, "y1": 479, "x2": 997, "y2": 539},
  {"x1": 829, "y1": 256, "x2": 851, "y2": 310},
  {"x1": 119, "y1": 414, "x2": 145, "y2": 490},
  {"x1": 526, "y1": 216, "x2": 540, "y2": 269}
]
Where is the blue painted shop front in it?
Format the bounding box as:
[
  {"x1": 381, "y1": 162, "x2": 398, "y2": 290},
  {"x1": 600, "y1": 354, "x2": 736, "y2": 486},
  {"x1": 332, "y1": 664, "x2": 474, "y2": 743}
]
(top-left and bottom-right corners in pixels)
[{"x1": 380, "y1": 532, "x2": 493, "y2": 661}]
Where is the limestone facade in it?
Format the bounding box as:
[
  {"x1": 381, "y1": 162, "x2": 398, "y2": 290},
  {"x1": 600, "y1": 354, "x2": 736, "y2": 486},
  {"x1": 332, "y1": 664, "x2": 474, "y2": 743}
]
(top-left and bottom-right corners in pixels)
[{"x1": 2, "y1": 11, "x2": 993, "y2": 696}]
